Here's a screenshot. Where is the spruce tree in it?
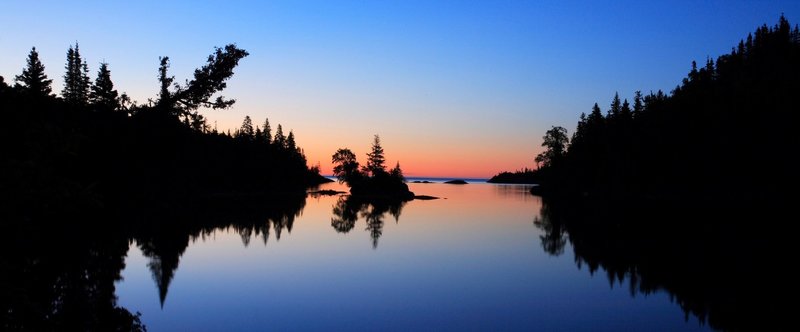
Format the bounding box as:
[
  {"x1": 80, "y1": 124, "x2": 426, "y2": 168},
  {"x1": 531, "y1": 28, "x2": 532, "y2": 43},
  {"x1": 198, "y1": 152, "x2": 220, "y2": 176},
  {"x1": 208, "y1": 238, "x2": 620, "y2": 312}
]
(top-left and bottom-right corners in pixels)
[
  {"x1": 608, "y1": 92, "x2": 621, "y2": 119},
  {"x1": 286, "y1": 131, "x2": 297, "y2": 151},
  {"x1": 632, "y1": 91, "x2": 644, "y2": 115},
  {"x1": 273, "y1": 124, "x2": 285, "y2": 148},
  {"x1": 89, "y1": 62, "x2": 120, "y2": 111},
  {"x1": 365, "y1": 135, "x2": 387, "y2": 176},
  {"x1": 254, "y1": 127, "x2": 263, "y2": 142},
  {"x1": 390, "y1": 162, "x2": 405, "y2": 181},
  {"x1": 62, "y1": 43, "x2": 90, "y2": 105},
  {"x1": 620, "y1": 99, "x2": 632, "y2": 119},
  {"x1": 239, "y1": 115, "x2": 254, "y2": 139},
  {"x1": 263, "y1": 118, "x2": 272, "y2": 144},
  {"x1": 15, "y1": 47, "x2": 53, "y2": 97}
]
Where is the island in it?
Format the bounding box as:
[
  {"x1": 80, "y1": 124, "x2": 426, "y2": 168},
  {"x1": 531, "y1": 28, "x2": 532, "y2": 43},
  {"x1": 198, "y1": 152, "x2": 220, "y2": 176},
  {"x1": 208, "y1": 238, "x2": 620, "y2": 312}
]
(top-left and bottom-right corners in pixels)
[{"x1": 331, "y1": 135, "x2": 415, "y2": 200}]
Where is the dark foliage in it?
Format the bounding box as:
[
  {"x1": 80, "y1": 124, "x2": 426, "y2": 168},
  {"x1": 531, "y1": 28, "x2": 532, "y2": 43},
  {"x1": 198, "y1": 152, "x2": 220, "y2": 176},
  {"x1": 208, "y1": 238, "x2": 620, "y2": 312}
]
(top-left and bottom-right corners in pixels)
[
  {"x1": 89, "y1": 62, "x2": 120, "y2": 112},
  {"x1": 62, "y1": 43, "x2": 90, "y2": 106},
  {"x1": 534, "y1": 16, "x2": 799, "y2": 203},
  {"x1": 486, "y1": 169, "x2": 539, "y2": 184},
  {"x1": 528, "y1": 17, "x2": 799, "y2": 331},
  {"x1": 331, "y1": 135, "x2": 413, "y2": 199},
  {"x1": 0, "y1": 44, "x2": 326, "y2": 330},
  {"x1": 1, "y1": 44, "x2": 326, "y2": 212},
  {"x1": 14, "y1": 47, "x2": 53, "y2": 98}
]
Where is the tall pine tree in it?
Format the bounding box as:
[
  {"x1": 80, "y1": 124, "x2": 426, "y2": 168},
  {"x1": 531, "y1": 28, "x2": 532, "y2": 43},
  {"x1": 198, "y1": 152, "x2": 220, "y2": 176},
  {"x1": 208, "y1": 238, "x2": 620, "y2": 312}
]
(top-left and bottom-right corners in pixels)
[
  {"x1": 89, "y1": 62, "x2": 120, "y2": 111},
  {"x1": 286, "y1": 131, "x2": 296, "y2": 151},
  {"x1": 15, "y1": 47, "x2": 53, "y2": 97},
  {"x1": 263, "y1": 118, "x2": 272, "y2": 144},
  {"x1": 62, "y1": 43, "x2": 90, "y2": 105},
  {"x1": 239, "y1": 115, "x2": 254, "y2": 139},
  {"x1": 273, "y1": 124, "x2": 285, "y2": 148},
  {"x1": 365, "y1": 135, "x2": 387, "y2": 176}
]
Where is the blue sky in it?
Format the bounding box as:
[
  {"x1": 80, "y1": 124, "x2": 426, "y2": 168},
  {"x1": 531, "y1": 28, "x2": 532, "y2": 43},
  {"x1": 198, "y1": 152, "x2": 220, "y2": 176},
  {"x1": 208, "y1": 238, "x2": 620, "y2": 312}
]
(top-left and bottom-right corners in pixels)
[{"x1": 2, "y1": 1, "x2": 798, "y2": 176}]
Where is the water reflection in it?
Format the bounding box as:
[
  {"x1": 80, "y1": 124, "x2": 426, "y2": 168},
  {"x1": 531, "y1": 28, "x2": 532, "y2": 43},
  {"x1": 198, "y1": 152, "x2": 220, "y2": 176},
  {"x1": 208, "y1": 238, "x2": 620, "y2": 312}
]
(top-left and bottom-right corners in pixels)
[
  {"x1": 131, "y1": 194, "x2": 307, "y2": 307},
  {"x1": 532, "y1": 200, "x2": 567, "y2": 256},
  {"x1": 494, "y1": 183, "x2": 539, "y2": 200},
  {"x1": 0, "y1": 192, "x2": 311, "y2": 330},
  {"x1": 533, "y1": 196, "x2": 788, "y2": 331},
  {"x1": 7, "y1": 182, "x2": 777, "y2": 331},
  {"x1": 331, "y1": 195, "x2": 408, "y2": 248},
  {"x1": 0, "y1": 212, "x2": 145, "y2": 331}
]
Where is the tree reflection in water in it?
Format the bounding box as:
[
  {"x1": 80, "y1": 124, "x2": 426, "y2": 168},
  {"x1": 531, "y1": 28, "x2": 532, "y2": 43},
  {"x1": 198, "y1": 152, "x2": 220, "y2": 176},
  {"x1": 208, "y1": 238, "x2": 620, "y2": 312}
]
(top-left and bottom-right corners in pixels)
[
  {"x1": 0, "y1": 193, "x2": 307, "y2": 330},
  {"x1": 132, "y1": 194, "x2": 307, "y2": 308},
  {"x1": 0, "y1": 209, "x2": 145, "y2": 331},
  {"x1": 331, "y1": 195, "x2": 408, "y2": 249},
  {"x1": 533, "y1": 196, "x2": 790, "y2": 331}
]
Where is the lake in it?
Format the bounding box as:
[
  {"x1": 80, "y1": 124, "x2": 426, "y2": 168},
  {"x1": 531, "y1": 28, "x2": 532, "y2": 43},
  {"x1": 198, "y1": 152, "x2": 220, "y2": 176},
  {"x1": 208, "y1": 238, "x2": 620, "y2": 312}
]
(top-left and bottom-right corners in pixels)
[{"x1": 115, "y1": 180, "x2": 711, "y2": 331}]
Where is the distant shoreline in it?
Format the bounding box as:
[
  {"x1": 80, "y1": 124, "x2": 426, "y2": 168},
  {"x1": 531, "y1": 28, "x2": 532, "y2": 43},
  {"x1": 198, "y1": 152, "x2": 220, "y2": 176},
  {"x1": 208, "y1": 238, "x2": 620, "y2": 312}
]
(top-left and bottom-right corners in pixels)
[{"x1": 323, "y1": 176, "x2": 490, "y2": 183}]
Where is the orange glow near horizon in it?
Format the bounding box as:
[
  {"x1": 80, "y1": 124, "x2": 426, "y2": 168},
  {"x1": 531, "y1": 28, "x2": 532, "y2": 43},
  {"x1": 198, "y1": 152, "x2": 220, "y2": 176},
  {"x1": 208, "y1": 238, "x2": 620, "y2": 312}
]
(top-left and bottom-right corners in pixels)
[
  {"x1": 207, "y1": 110, "x2": 544, "y2": 179},
  {"x1": 299, "y1": 135, "x2": 540, "y2": 179}
]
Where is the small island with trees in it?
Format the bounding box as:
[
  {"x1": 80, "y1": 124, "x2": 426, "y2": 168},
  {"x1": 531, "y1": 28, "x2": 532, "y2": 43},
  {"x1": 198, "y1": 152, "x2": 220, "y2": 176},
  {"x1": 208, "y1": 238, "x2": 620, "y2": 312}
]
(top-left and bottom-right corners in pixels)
[{"x1": 331, "y1": 135, "x2": 415, "y2": 200}]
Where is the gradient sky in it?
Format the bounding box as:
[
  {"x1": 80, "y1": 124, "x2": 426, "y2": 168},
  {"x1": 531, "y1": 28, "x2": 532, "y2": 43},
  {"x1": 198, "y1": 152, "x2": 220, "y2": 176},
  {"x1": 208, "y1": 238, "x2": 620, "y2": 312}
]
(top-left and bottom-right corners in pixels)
[{"x1": 2, "y1": 1, "x2": 799, "y2": 177}]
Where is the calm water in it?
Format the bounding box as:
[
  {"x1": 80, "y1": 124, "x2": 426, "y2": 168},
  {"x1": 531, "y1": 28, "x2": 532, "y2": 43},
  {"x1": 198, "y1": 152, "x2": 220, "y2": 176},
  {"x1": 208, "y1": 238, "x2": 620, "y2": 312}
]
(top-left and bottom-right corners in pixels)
[{"x1": 116, "y1": 181, "x2": 710, "y2": 331}]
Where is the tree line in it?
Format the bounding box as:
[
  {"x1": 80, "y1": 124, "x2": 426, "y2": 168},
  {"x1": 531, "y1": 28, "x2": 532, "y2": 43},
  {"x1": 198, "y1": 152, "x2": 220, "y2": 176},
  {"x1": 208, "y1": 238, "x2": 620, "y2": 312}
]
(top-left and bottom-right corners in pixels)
[
  {"x1": 1, "y1": 42, "x2": 331, "y2": 330},
  {"x1": 1, "y1": 43, "x2": 327, "y2": 224},
  {"x1": 530, "y1": 15, "x2": 800, "y2": 202}
]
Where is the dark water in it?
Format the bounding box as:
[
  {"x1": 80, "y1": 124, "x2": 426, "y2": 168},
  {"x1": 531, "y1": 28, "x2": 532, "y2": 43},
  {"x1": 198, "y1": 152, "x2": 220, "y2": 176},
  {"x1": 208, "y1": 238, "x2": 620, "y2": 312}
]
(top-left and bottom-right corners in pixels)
[{"x1": 114, "y1": 182, "x2": 712, "y2": 331}]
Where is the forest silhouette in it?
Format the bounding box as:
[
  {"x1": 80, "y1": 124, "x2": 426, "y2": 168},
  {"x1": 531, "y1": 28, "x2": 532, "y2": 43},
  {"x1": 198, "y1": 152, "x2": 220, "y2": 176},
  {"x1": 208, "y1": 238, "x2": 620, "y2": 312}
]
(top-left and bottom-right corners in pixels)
[
  {"x1": 524, "y1": 16, "x2": 799, "y2": 332},
  {"x1": 1, "y1": 43, "x2": 327, "y2": 218},
  {"x1": 0, "y1": 43, "x2": 326, "y2": 331},
  {"x1": 497, "y1": 16, "x2": 799, "y2": 206}
]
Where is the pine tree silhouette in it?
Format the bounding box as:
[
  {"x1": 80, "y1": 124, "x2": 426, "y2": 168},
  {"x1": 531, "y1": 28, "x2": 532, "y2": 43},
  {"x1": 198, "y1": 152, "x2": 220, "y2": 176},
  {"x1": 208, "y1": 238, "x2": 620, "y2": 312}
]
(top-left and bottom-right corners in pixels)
[
  {"x1": 89, "y1": 62, "x2": 120, "y2": 111},
  {"x1": 15, "y1": 47, "x2": 53, "y2": 97}
]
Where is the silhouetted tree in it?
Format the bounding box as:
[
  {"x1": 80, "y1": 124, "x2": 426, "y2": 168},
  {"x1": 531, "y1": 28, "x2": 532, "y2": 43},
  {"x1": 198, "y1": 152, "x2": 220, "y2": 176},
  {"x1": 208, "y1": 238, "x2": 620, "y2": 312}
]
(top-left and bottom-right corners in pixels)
[
  {"x1": 364, "y1": 135, "x2": 386, "y2": 176},
  {"x1": 262, "y1": 118, "x2": 272, "y2": 144},
  {"x1": 154, "y1": 44, "x2": 249, "y2": 128},
  {"x1": 239, "y1": 115, "x2": 254, "y2": 139},
  {"x1": 286, "y1": 131, "x2": 297, "y2": 152},
  {"x1": 62, "y1": 43, "x2": 90, "y2": 105},
  {"x1": 607, "y1": 92, "x2": 621, "y2": 119},
  {"x1": 332, "y1": 148, "x2": 362, "y2": 185},
  {"x1": 254, "y1": 126, "x2": 263, "y2": 142},
  {"x1": 273, "y1": 124, "x2": 285, "y2": 148},
  {"x1": 632, "y1": 90, "x2": 644, "y2": 115},
  {"x1": 89, "y1": 62, "x2": 120, "y2": 111},
  {"x1": 620, "y1": 99, "x2": 631, "y2": 120},
  {"x1": 390, "y1": 162, "x2": 405, "y2": 182},
  {"x1": 15, "y1": 47, "x2": 53, "y2": 97},
  {"x1": 175, "y1": 44, "x2": 249, "y2": 110},
  {"x1": 157, "y1": 56, "x2": 174, "y2": 109},
  {"x1": 535, "y1": 126, "x2": 569, "y2": 169}
]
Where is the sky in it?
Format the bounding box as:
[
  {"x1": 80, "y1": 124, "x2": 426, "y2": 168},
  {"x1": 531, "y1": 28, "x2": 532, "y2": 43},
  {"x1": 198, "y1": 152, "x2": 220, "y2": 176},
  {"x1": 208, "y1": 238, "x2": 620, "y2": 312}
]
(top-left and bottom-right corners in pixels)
[{"x1": 2, "y1": 1, "x2": 799, "y2": 178}]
